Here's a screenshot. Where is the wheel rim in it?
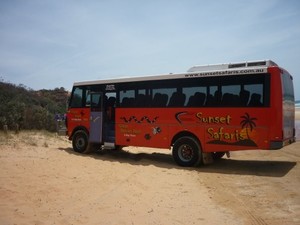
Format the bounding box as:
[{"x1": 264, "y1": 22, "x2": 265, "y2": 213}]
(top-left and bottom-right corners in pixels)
[
  {"x1": 178, "y1": 144, "x2": 194, "y2": 162},
  {"x1": 76, "y1": 136, "x2": 86, "y2": 150}
]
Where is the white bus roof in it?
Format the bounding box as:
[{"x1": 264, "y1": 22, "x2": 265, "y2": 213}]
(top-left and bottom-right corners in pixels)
[
  {"x1": 187, "y1": 59, "x2": 277, "y2": 72},
  {"x1": 73, "y1": 60, "x2": 277, "y2": 87}
]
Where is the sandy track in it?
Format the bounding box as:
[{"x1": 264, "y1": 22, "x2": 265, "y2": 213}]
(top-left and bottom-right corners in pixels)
[{"x1": 0, "y1": 131, "x2": 299, "y2": 225}]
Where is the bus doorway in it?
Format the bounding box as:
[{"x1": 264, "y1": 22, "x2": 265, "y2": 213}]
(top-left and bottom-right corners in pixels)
[
  {"x1": 103, "y1": 92, "x2": 116, "y2": 147},
  {"x1": 89, "y1": 92, "x2": 103, "y2": 143}
]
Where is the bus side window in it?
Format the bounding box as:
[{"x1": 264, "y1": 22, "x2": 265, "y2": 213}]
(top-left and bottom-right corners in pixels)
[
  {"x1": 85, "y1": 90, "x2": 91, "y2": 107},
  {"x1": 240, "y1": 89, "x2": 250, "y2": 106},
  {"x1": 214, "y1": 90, "x2": 223, "y2": 105},
  {"x1": 206, "y1": 90, "x2": 222, "y2": 106},
  {"x1": 120, "y1": 90, "x2": 134, "y2": 107},
  {"x1": 221, "y1": 85, "x2": 240, "y2": 106},
  {"x1": 136, "y1": 89, "x2": 151, "y2": 107},
  {"x1": 70, "y1": 87, "x2": 84, "y2": 108},
  {"x1": 136, "y1": 94, "x2": 147, "y2": 107},
  {"x1": 168, "y1": 91, "x2": 186, "y2": 107},
  {"x1": 181, "y1": 86, "x2": 207, "y2": 107},
  {"x1": 206, "y1": 86, "x2": 218, "y2": 106},
  {"x1": 248, "y1": 93, "x2": 263, "y2": 106},
  {"x1": 245, "y1": 84, "x2": 264, "y2": 106},
  {"x1": 187, "y1": 92, "x2": 206, "y2": 107},
  {"x1": 152, "y1": 93, "x2": 168, "y2": 107},
  {"x1": 152, "y1": 88, "x2": 174, "y2": 107}
]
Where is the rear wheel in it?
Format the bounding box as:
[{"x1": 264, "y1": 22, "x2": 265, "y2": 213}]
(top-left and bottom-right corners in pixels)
[
  {"x1": 72, "y1": 130, "x2": 88, "y2": 153},
  {"x1": 172, "y1": 136, "x2": 202, "y2": 167}
]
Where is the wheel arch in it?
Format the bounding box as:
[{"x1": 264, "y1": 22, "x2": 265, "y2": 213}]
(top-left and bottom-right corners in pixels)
[
  {"x1": 171, "y1": 131, "x2": 202, "y2": 149},
  {"x1": 70, "y1": 126, "x2": 89, "y2": 139}
]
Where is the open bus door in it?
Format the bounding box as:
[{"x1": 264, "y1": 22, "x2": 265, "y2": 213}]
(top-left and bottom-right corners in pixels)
[{"x1": 89, "y1": 92, "x2": 103, "y2": 143}]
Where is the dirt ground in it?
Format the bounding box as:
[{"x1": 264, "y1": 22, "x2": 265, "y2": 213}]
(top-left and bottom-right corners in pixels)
[{"x1": 0, "y1": 129, "x2": 299, "y2": 225}]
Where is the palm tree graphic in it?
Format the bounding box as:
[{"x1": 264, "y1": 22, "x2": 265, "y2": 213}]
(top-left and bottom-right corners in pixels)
[{"x1": 240, "y1": 113, "x2": 257, "y2": 140}]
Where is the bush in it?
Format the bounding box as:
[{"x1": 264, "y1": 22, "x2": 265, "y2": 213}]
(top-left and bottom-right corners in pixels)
[{"x1": 0, "y1": 81, "x2": 68, "y2": 131}]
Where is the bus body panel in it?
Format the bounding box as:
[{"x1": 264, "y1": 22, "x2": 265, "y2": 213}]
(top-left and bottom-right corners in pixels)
[
  {"x1": 280, "y1": 69, "x2": 295, "y2": 143},
  {"x1": 268, "y1": 67, "x2": 295, "y2": 147},
  {"x1": 115, "y1": 108, "x2": 170, "y2": 148},
  {"x1": 268, "y1": 67, "x2": 283, "y2": 143},
  {"x1": 67, "y1": 108, "x2": 90, "y2": 138},
  {"x1": 115, "y1": 107, "x2": 272, "y2": 152}
]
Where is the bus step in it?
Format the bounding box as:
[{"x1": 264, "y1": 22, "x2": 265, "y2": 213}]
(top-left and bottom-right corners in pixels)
[
  {"x1": 202, "y1": 152, "x2": 214, "y2": 165},
  {"x1": 104, "y1": 142, "x2": 115, "y2": 149}
]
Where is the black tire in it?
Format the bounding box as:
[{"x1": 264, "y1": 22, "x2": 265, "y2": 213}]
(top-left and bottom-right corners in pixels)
[
  {"x1": 172, "y1": 136, "x2": 202, "y2": 167},
  {"x1": 212, "y1": 152, "x2": 225, "y2": 160},
  {"x1": 72, "y1": 130, "x2": 88, "y2": 153}
]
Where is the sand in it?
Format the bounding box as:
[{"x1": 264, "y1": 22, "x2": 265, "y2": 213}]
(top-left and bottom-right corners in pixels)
[
  {"x1": 0, "y1": 130, "x2": 299, "y2": 225},
  {"x1": 296, "y1": 108, "x2": 300, "y2": 120}
]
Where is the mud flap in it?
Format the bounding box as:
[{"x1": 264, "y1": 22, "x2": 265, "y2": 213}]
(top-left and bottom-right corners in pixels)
[
  {"x1": 225, "y1": 151, "x2": 231, "y2": 158},
  {"x1": 202, "y1": 152, "x2": 214, "y2": 165}
]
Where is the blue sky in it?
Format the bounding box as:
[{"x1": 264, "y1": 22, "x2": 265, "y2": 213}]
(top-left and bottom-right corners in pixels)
[{"x1": 1, "y1": 0, "x2": 300, "y2": 99}]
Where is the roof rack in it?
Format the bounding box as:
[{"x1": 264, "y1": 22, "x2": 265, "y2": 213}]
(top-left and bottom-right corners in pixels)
[{"x1": 187, "y1": 60, "x2": 277, "y2": 72}]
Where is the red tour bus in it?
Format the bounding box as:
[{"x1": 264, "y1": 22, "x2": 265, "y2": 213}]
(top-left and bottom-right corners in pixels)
[{"x1": 66, "y1": 60, "x2": 295, "y2": 166}]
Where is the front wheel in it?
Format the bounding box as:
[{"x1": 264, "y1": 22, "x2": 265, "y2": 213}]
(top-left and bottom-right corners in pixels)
[
  {"x1": 172, "y1": 136, "x2": 202, "y2": 167},
  {"x1": 72, "y1": 130, "x2": 88, "y2": 153}
]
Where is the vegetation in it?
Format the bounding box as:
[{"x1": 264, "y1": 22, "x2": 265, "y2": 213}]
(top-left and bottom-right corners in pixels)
[{"x1": 0, "y1": 81, "x2": 68, "y2": 132}]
